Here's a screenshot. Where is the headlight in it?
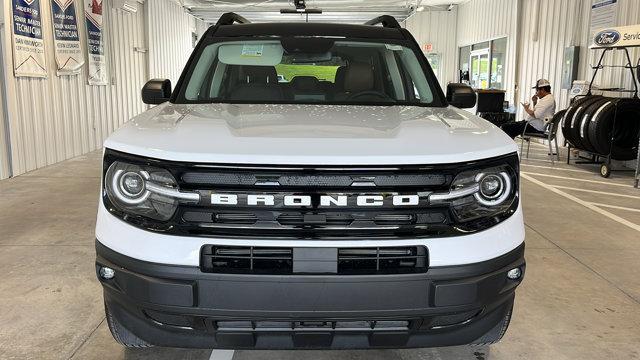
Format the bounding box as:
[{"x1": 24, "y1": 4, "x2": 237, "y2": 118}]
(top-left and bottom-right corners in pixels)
[
  {"x1": 430, "y1": 164, "x2": 518, "y2": 223},
  {"x1": 104, "y1": 161, "x2": 199, "y2": 221}
]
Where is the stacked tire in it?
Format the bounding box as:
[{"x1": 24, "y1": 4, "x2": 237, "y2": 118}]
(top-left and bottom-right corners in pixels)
[{"x1": 561, "y1": 95, "x2": 640, "y2": 161}]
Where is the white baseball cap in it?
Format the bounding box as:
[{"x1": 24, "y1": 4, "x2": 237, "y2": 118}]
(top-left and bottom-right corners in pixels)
[{"x1": 532, "y1": 79, "x2": 551, "y2": 89}]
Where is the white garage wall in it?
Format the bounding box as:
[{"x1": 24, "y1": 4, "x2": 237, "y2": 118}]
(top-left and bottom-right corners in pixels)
[
  {"x1": 0, "y1": 0, "x2": 205, "y2": 178},
  {"x1": 1, "y1": 1, "x2": 147, "y2": 177},
  {"x1": 457, "y1": 0, "x2": 640, "y2": 118},
  {"x1": 516, "y1": 0, "x2": 640, "y2": 117},
  {"x1": 147, "y1": 0, "x2": 207, "y2": 86},
  {"x1": 456, "y1": 0, "x2": 520, "y2": 105},
  {"x1": 0, "y1": 19, "x2": 11, "y2": 180},
  {"x1": 515, "y1": 0, "x2": 589, "y2": 118},
  {"x1": 583, "y1": 0, "x2": 640, "y2": 98},
  {"x1": 404, "y1": 8, "x2": 458, "y2": 90}
]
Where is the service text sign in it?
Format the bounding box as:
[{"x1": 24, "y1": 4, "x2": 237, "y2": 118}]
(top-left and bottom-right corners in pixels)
[{"x1": 591, "y1": 25, "x2": 640, "y2": 48}]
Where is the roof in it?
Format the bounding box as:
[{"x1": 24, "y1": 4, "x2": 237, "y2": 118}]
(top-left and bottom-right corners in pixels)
[{"x1": 210, "y1": 22, "x2": 407, "y2": 40}]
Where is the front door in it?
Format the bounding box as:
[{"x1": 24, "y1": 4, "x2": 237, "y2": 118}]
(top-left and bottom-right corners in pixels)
[{"x1": 469, "y1": 49, "x2": 489, "y2": 90}]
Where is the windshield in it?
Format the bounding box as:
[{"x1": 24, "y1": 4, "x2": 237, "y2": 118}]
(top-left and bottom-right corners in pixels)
[{"x1": 177, "y1": 38, "x2": 442, "y2": 106}]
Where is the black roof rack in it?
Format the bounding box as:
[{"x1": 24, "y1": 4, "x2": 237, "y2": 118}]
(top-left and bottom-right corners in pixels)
[
  {"x1": 364, "y1": 15, "x2": 401, "y2": 29},
  {"x1": 215, "y1": 12, "x2": 251, "y2": 26}
]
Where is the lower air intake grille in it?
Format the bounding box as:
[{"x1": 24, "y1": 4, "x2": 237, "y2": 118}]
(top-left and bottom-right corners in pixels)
[
  {"x1": 338, "y1": 247, "x2": 428, "y2": 274},
  {"x1": 201, "y1": 246, "x2": 294, "y2": 274},
  {"x1": 201, "y1": 246, "x2": 428, "y2": 275}
]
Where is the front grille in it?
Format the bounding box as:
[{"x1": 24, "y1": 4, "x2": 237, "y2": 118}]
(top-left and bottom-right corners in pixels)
[
  {"x1": 103, "y1": 149, "x2": 520, "y2": 239},
  {"x1": 214, "y1": 319, "x2": 411, "y2": 332},
  {"x1": 200, "y1": 246, "x2": 428, "y2": 275},
  {"x1": 181, "y1": 172, "x2": 448, "y2": 188},
  {"x1": 176, "y1": 163, "x2": 458, "y2": 239}
]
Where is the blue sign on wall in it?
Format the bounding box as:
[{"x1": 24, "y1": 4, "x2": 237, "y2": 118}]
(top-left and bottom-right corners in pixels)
[
  {"x1": 11, "y1": 0, "x2": 47, "y2": 77},
  {"x1": 51, "y1": 0, "x2": 84, "y2": 74}
]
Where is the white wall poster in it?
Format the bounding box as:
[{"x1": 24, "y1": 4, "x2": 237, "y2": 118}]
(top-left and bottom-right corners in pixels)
[
  {"x1": 11, "y1": 0, "x2": 48, "y2": 78},
  {"x1": 51, "y1": 0, "x2": 84, "y2": 75},
  {"x1": 84, "y1": 0, "x2": 107, "y2": 85},
  {"x1": 590, "y1": 0, "x2": 618, "y2": 36}
]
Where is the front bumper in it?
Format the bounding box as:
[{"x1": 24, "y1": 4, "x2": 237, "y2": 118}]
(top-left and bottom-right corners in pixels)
[{"x1": 96, "y1": 240, "x2": 525, "y2": 349}]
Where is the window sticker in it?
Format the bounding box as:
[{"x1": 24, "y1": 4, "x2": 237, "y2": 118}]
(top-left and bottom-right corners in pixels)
[
  {"x1": 385, "y1": 44, "x2": 403, "y2": 51},
  {"x1": 241, "y1": 44, "x2": 264, "y2": 57}
]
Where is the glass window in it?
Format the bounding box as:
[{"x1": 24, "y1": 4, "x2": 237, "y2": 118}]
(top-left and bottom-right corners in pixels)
[
  {"x1": 490, "y1": 37, "x2": 507, "y2": 90},
  {"x1": 472, "y1": 41, "x2": 490, "y2": 50},
  {"x1": 459, "y1": 45, "x2": 471, "y2": 83},
  {"x1": 179, "y1": 39, "x2": 437, "y2": 106},
  {"x1": 458, "y1": 38, "x2": 507, "y2": 90},
  {"x1": 426, "y1": 53, "x2": 441, "y2": 85}
]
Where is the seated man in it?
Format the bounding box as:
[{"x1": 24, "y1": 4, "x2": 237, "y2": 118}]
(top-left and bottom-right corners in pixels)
[{"x1": 501, "y1": 79, "x2": 556, "y2": 138}]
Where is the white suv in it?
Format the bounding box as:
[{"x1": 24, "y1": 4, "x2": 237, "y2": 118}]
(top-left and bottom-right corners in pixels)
[{"x1": 95, "y1": 13, "x2": 525, "y2": 350}]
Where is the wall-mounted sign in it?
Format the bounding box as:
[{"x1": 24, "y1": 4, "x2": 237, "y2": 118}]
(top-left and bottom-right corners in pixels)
[
  {"x1": 591, "y1": 25, "x2": 640, "y2": 48},
  {"x1": 84, "y1": 0, "x2": 107, "y2": 85},
  {"x1": 590, "y1": 0, "x2": 618, "y2": 36},
  {"x1": 423, "y1": 43, "x2": 433, "y2": 52},
  {"x1": 11, "y1": 0, "x2": 48, "y2": 78},
  {"x1": 51, "y1": 0, "x2": 84, "y2": 75}
]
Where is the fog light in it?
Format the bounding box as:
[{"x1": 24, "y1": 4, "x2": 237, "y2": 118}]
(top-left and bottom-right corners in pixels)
[
  {"x1": 99, "y1": 266, "x2": 115, "y2": 280},
  {"x1": 507, "y1": 267, "x2": 521, "y2": 280}
]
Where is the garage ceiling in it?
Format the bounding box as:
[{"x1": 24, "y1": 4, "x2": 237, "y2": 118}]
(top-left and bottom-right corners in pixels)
[{"x1": 183, "y1": 0, "x2": 469, "y2": 24}]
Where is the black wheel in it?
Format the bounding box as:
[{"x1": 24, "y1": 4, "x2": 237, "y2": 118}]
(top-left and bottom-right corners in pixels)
[
  {"x1": 600, "y1": 163, "x2": 611, "y2": 178},
  {"x1": 588, "y1": 98, "x2": 640, "y2": 160},
  {"x1": 470, "y1": 305, "x2": 513, "y2": 346},
  {"x1": 562, "y1": 96, "x2": 602, "y2": 148},
  {"x1": 105, "y1": 303, "x2": 153, "y2": 348},
  {"x1": 567, "y1": 96, "x2": 606, "y2": 150},
  {"x1": 579, "y1": 98, "x2": 610, "y2": 153}
]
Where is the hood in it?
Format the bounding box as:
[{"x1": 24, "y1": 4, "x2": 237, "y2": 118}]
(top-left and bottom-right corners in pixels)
[{"x1": 104, "y1": 103, "x2": 517, "y2": 165}]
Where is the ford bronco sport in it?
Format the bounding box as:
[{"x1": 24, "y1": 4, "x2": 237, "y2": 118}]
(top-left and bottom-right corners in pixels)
[{"x1": 95, "y1": 13, "x2": 525, "y2": 349}]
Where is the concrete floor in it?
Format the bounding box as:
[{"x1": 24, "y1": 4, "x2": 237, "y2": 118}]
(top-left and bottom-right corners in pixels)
[{"x1": 1, "y1": 142, "x2": 640, "y2": 360}]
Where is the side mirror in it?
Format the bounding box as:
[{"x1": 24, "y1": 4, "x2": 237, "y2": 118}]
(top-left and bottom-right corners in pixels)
[
  {"x1": 446, "y1": 83, "x2": 476, "y2": 109},
  {"x1": 142, "y1": 79, "x2": 171, "y2": 105}
]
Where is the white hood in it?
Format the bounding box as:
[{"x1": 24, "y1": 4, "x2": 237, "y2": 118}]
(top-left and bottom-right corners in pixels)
[{"x1": 104, "y1": 103, "x2": 517, "y2": 165}]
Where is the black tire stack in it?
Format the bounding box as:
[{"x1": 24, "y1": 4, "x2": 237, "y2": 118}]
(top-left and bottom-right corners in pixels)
[{"x1": 561, "y1": 95, "x2": 640, "y2": 161}]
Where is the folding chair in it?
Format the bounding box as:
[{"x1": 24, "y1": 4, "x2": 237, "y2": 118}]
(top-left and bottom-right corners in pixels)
[{"x1": 519, "y1": 110, "x2": 564, "y2": 163}]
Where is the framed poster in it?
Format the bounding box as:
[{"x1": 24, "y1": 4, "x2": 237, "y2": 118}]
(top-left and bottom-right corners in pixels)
[
  {"x1": 51, "y1": 0, "x2": 84, "y2": 75},
  {"x1": 11, "y1": 0, "x2": 47, "y2": 78},
  {"x1": 85, "y1": 0, "x2": 107, "y2": 85}
]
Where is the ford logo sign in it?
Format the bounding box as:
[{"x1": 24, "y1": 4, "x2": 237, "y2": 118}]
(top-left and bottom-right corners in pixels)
[{"x1": 594, "y1": 30, "x2": 621, "y2": 46}]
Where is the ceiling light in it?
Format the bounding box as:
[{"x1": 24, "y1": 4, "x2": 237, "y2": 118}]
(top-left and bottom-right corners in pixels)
[{"x1": 416, "y1": 6, "x2": 425, "y2": 12}]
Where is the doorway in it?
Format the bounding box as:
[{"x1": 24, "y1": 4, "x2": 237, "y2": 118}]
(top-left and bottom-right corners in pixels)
[{"x1": 470, "y1": 48, "x2": 490, "y2": 90}]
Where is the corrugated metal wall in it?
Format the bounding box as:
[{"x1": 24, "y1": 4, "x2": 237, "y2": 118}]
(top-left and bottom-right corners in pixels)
[
  {"x1": 582, "y1": 0, "x2": 640, "y2": 100},
  {"x1": 0, "y1": 21, "x2": 11, "y2": 180},
  {"x1": 516, "y1": 0, "x2": 640, "y2": 116},
  {"x1": 1, "y1": 1, "x2": 147, "y2": 177},
  {"x1": 147, "y1": 0, "x2": 207, "y2": 86},
  {"x1": 0, "y1": 0, "x2": 204, "y2": 179},
  {"x1": 404, "y1": 8, "x2": 458, "y2": 90},
  {"x1": 455, "y1": 0, "x2": 640, "y2": 117},
  {"x1": 456, "y1": 0, "x2": 520, "y2": 105},
  {"x1": 516, "y1": 0, "x2": 588, "y2": 116}
]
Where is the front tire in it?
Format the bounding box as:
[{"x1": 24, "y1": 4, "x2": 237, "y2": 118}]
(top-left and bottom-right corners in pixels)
[
  {"x1": 470, "y1": 305, "x2": 513, "y2": 346},
  {"x1": 105, "y1": 303, "x2": 153, "y2": 348}
]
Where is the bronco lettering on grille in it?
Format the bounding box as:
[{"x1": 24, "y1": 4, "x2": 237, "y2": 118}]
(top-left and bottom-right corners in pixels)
[{"x1": 210, "y1": 194, "x2": 422, "y2": 207}]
